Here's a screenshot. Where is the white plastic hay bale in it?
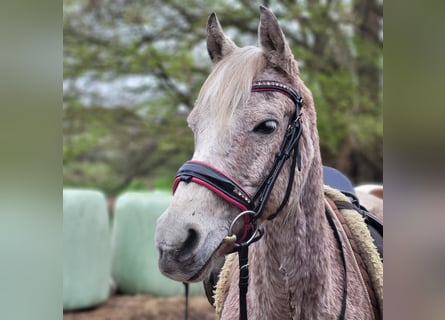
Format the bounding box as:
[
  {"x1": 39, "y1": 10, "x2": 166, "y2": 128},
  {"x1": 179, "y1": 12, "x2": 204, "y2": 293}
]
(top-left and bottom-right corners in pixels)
[
  {"x1": 63, "y1": 189, "x2": 111, "y2": 310},
  {"x1": 111, "y1": 190, "x2": 204, "y2": 296}
]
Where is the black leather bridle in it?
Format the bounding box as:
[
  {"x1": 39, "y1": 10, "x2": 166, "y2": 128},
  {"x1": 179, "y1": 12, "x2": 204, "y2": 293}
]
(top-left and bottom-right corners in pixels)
[
  {"x1": 173, "y1": 80, "x2": 304, "y2": 320},
  {"x1": 174, "y1": 80, "x2": 304, "y2": 241}
]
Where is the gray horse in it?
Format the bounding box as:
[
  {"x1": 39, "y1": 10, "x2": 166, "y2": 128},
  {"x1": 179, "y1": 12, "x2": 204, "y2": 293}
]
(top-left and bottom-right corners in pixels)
[{"x1": 156, "y1": 6, "x2": 382, "y2": 320}]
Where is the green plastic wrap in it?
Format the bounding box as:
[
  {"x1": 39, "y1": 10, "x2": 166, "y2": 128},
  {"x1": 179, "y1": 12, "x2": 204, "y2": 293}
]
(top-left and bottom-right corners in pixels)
[
  {"x1": 111, "y1": 191, "x2": 204, "y2": 296},
  {"x1": 63, "y1": 189, "x2": 111, "y2": 310}
]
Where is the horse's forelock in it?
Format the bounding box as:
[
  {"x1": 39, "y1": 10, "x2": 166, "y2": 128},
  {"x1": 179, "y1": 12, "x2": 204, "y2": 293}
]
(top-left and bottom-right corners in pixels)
[{"x1": 195, "y1": 46, "x2": 264, "y2": 129}]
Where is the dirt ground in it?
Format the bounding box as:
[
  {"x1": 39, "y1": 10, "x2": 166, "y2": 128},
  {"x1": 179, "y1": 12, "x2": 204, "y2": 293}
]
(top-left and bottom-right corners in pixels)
[{"x1": 64, "y1": 294, "x2": 216, "y2": 320}]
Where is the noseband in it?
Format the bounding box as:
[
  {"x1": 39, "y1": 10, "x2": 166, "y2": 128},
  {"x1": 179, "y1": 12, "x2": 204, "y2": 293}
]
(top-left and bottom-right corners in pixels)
[{"x1": 173, "y1": 80, "x2": 303, "y2": 320}]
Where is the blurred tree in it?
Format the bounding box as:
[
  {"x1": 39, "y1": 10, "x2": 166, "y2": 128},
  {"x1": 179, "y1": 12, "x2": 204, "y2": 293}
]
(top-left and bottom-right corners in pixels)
[{"x1": 63, "y1": 0, "x2": 382, "y2": 195}]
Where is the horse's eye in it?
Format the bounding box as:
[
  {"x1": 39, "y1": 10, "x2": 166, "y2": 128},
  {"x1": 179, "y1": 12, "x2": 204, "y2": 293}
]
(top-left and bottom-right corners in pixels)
[{"x1": 253, "y1": 120, "x2": 278, "y2": 134}]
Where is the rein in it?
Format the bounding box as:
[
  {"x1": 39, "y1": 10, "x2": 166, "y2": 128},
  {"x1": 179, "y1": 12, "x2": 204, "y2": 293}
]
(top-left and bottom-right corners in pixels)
[{"x1": 174, "y1": 80, "x2": 304, "y2": 320}]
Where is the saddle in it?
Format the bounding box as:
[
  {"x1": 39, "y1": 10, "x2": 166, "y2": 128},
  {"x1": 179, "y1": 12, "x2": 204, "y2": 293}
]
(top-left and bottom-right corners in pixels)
[
  {"x1": 324, "y1": 185, "x2": 383, "y2": 320},
  {"x1": 323, "y1": 166, "x2": 383, "y2": 261},
  {"x1": 322, "y1": 166, "x2": 383, "y2": 319}
]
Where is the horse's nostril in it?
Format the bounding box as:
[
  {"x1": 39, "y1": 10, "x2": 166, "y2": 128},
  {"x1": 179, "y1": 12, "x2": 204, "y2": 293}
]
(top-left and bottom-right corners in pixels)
[
  {"x1": 180, "y1": 228, "x2": 200, "y2": 256},
  {"x1": 158, "y1": 247, "x2": 164, "y2": 259}
]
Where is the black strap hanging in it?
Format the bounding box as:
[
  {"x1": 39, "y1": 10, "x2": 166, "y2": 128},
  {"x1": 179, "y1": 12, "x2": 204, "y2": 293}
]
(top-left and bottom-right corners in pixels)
[
  {"x1": 183, "y1": 282, "x2": 189, "y2": 320},
  {"x1": 238, "y1": 245, "x2": 249, "y2": 320}
]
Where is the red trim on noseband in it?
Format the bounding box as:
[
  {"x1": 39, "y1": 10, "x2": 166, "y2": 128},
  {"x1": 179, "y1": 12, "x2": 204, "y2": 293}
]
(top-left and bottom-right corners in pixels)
[
  {"x1": 187, "y1": 160, "x2": 252, "y2": 197},
  {"x1": 172, "y1": 176, "x2": 181, "y2": 194},
  {"x1": 174, "y1": 176, "x2": 249, "y2": 212}
]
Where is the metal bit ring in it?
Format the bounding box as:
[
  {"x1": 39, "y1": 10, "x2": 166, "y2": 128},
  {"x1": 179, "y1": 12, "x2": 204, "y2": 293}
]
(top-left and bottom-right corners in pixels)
[{"x1": 228, "y1": 210, "x2": 258, "y2": 246}]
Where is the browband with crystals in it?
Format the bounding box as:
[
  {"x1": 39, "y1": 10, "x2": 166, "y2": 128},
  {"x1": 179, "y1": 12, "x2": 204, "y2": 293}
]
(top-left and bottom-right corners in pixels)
[{"x1": 251, "y1": 80, "x2": 303, "y2": 110}]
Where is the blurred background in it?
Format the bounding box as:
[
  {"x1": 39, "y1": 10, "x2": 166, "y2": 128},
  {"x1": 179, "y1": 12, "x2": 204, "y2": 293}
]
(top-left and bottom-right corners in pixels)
[
  {"x1": 63, "y1": 0, "x2": 383, "y2": 199},
  {"x1": 5, "y1": 0, "x2": 445, "y2": 319},
  {"x1": 62, "y1": 0, "x2": 383, "y2": 318}
]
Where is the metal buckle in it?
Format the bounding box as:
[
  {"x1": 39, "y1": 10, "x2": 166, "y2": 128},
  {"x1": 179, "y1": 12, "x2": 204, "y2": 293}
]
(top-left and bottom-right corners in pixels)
[{"x1": 228, "y1": 210, "x2": 259, "y2": 246}]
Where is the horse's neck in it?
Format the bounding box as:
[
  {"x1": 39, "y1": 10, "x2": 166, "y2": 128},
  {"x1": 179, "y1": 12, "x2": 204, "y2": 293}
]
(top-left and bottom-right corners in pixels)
[{"x1": 247, "y1": 167, "x2": 343, "y2": 319}]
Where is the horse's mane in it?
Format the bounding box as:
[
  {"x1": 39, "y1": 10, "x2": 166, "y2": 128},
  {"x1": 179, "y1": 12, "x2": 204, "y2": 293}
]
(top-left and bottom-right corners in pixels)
[{"x1": 195, "y1": 46, "x2": 265, "y2": 129}]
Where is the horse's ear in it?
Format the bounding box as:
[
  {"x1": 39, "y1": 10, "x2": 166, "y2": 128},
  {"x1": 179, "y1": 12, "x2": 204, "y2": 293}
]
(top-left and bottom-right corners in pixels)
[
  {"x1": 206, "y1": 13, "x2": 237, "y2": 64},
  {"x1": 258, "y1": 5, "x2": 295, "y2": 74}
]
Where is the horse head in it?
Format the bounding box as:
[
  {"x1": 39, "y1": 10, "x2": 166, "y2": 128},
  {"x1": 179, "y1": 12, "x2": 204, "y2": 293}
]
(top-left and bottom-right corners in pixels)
[{"x1": 155, "y1": 6, "x2": 320, "y2": 283}]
